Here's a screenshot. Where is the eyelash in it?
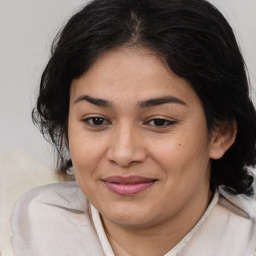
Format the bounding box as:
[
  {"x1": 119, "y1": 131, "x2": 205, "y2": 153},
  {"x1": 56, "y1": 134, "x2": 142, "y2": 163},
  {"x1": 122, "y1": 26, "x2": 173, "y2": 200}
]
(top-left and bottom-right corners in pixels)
[
  {"x1": 82, "y1": 117, "x2": 111, "y2": 126},
  {"x1": 82, "y1": 116, "x2": 177, "y2": 129},
  {"x1": 144, "y1": 118, "x2": 177, "y2": 127}
]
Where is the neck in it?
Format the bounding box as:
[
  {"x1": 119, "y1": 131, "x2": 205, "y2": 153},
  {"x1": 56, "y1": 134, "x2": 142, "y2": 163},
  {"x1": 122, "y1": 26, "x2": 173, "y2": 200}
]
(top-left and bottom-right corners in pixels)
[{"x1": 102, "y1": 188, "x2": 213, "y2": 256}]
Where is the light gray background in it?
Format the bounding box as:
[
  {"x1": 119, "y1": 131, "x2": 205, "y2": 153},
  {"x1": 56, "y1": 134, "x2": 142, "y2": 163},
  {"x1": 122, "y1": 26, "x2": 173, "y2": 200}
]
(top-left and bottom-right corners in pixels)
[{"x1": 0, "y1": 0, "x2": 255, "y2": 167}]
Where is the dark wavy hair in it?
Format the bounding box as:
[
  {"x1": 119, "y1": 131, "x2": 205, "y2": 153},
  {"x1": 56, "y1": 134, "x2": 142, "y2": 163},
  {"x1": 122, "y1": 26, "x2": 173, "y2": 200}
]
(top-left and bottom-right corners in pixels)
[{"x1": 33, "y1": 0, "x2": 256, "y2": 195}]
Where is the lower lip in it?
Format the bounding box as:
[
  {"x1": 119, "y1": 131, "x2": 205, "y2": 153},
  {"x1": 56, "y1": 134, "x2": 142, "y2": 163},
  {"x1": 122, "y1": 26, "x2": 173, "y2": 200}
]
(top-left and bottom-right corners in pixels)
[{"x1": 104, "y1": 181, "x2": 155, "y2": 195}]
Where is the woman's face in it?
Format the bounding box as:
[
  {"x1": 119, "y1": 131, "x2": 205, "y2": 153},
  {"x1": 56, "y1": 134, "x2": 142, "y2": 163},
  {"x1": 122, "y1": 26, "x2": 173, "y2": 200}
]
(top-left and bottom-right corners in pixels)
[{"x1": 68, "y1": 47, "x2": 217, "y2": 228}]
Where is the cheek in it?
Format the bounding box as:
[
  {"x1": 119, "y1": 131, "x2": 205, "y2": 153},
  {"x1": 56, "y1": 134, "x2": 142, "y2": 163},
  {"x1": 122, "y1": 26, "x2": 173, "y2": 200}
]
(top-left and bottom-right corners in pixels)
[
  {"x1": 149, "y1": 128, "x2": 211, "y2": 177},
  {"x1": 68, "y1": 124, "x2": 106, "y2": 176},
  {"x1": 68, "y1": 129, "x2": 107, "y2": 198}
]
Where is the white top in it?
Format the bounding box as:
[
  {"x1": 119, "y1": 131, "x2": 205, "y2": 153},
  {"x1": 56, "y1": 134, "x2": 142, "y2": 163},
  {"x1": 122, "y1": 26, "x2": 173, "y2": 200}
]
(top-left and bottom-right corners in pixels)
[
  {"x1": 90, "y1": 191, "x2": 219, "y2": 256},
  {"x1": 10, "y1": 181, "x2": 256, "y2": 256}
]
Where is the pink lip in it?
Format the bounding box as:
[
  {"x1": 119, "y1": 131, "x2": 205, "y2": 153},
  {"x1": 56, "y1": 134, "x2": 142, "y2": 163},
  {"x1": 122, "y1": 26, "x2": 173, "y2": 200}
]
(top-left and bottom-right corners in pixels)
[{"x1": 103, "y1": 176, "x2": 157, "y2": 195}]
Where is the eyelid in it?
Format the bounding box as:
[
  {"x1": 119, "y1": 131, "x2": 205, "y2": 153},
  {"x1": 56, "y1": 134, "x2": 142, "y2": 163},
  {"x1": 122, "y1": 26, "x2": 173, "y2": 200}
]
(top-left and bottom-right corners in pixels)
[
  {"x1": 81, "y1": 115, "x2": 177, "y2": 129},
  {"x1": 81, "y1": 115, "x2": 111, "y2": 127},
  {"x1": 143, "y1": 116, "x2": 178, "y2": 127}
]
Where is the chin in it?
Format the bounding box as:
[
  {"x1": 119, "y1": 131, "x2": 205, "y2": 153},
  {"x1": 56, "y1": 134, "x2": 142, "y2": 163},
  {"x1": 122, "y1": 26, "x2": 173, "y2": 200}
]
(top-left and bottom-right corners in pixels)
[
  {"x1": 107, "y1": 215, "x2": 154, "y2": 228},
  {"x1": 101, "y1": 204, "x2": 159, "y2": 228}
]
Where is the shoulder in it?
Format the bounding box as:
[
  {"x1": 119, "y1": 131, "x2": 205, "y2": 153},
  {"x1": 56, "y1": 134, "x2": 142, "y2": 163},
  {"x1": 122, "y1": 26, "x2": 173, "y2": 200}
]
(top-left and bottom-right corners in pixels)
[
  {"x1": 219, "y1": 177, "x2": 256, "y2": 221},
  {"x1": 10, "y1": 182, "x2": 104, "y2": 256},
  {"x1": 12, "y1": 181, "x2": 88, "y2": 213},
  {"x1": 11, "y1": 182, "x2": 89, "y2": 231},
  {"x1": 216, "y1": 185, "x2": 256, "y2": 254}
]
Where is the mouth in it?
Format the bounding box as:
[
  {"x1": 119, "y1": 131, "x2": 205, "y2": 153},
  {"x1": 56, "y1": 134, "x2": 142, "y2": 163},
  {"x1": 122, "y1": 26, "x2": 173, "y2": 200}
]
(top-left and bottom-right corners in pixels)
[{"x1": 102, "y1": 175, "x2": 157, "y2": 196}]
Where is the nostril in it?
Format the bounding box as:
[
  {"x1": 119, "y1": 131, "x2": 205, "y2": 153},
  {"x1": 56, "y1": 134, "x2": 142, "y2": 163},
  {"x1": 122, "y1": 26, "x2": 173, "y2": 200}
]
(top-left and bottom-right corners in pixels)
[
  {"x1": 106, "y1": 127, "x2": 147, "y2": 166},
  {"x1": 106, "y1": 147, "x2": 146, "y2": 167}
]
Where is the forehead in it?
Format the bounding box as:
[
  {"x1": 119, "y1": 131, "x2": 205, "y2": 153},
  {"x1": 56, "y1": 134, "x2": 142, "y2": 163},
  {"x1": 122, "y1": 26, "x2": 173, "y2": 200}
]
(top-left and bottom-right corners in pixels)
[{"x1": 70, "y1": 47, "x2": 201, "y2": 108}]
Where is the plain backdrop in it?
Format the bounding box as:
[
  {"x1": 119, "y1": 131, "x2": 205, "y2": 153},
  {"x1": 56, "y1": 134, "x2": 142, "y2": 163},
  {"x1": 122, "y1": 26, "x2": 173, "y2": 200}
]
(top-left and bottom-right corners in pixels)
[{"x1": 0, "y1": 0, "x2": 255, "y2": 168}]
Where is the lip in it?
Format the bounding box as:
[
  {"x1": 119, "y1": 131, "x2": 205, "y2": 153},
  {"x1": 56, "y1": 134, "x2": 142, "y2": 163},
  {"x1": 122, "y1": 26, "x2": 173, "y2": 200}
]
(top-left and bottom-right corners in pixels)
[{"x1": 102, "y1": 175, "x2": 157, "y2": 196}]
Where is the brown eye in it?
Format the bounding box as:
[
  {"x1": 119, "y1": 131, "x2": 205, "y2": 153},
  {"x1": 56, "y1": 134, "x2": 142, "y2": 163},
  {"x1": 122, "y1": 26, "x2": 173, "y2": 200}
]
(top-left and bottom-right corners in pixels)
[
  {"x1": 147, "y1": 118, "x2": 176, "y2": 127},
  {"x1": 90, "y1": 117, "x2": 104, "y2": 125},
  {"x1": 153, "y1": 119, "x2": 167, "y2": 126},
  {"x1": 82, "y1": 117, "x2": 110, "y2": 126}
]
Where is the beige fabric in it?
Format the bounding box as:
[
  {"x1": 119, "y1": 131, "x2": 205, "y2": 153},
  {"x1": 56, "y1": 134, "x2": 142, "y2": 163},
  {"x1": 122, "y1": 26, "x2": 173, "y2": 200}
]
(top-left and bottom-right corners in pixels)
[
  {"x1": 10, "y1": 181, "x2": 256, "y2": 256},
  {"x1": 90, "y1": 191, "x2": 220, "y2": 256},
  {"x1": 11, "y1": 182, "x2": 105, "y2": 256},
  {"x1": 0, "y1": 150, "x2": 58, "y2": 256}
]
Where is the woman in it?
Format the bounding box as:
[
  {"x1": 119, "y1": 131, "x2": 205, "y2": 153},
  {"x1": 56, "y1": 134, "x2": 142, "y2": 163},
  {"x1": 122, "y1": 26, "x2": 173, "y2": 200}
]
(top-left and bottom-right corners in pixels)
[{"x1": 11, "y1": 0, "x2": 256, "y2": 255}]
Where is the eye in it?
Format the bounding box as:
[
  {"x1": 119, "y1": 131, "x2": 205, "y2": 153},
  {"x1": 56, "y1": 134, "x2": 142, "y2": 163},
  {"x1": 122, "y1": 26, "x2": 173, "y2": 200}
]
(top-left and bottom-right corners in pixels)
[
  {"x1": 146, "y1": 118, "x2": 177, "y2": 127},
  {"x1": 82, "y1": 116, "x2": 110, "y2": 126}
]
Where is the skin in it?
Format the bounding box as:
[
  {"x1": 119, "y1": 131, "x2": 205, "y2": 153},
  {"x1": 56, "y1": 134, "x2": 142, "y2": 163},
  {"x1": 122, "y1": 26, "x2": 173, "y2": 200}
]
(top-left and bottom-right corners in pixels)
[{"x1": 68, "y1": 47, "x2": 236, "y2": 256}]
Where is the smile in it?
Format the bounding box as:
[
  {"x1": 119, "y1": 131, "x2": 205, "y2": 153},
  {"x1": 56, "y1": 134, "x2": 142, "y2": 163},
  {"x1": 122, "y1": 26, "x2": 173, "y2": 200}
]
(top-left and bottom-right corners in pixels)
[{"x1": 102, "y1": 176, "x2": 157, "y2": 196}]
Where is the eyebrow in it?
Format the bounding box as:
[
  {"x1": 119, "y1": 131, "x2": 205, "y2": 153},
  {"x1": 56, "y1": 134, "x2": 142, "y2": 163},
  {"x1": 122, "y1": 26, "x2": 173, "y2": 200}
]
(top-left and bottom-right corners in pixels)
[
  {"x1": 74, "y1": 95, "x2": 111, "y2": 107},
  {"x1": 138, "y1": 96, "x2": 186, "y2": 108},
  {"x1": 73, "y1": 95, "x2": 187, "y2": 108}
]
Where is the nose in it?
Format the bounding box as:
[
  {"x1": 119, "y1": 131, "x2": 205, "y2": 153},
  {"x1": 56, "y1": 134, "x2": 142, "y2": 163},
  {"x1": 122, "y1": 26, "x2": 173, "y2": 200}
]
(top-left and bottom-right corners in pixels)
[{"x1": 106, "y1": 122, "x2": 147, "y2": 167}]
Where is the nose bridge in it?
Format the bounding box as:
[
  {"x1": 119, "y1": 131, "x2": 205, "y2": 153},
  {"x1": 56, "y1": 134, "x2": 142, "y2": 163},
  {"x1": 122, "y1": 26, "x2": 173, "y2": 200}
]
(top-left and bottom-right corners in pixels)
[{"x1": 107, "y1": 119, "x2": 146, "y2": 166}]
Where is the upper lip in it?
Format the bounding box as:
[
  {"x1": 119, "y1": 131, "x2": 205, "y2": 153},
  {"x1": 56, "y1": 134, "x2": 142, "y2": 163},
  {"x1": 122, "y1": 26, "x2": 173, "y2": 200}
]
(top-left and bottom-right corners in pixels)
[{"x1": 102, "y1": 175, "x2": 157, "y2": 184}]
